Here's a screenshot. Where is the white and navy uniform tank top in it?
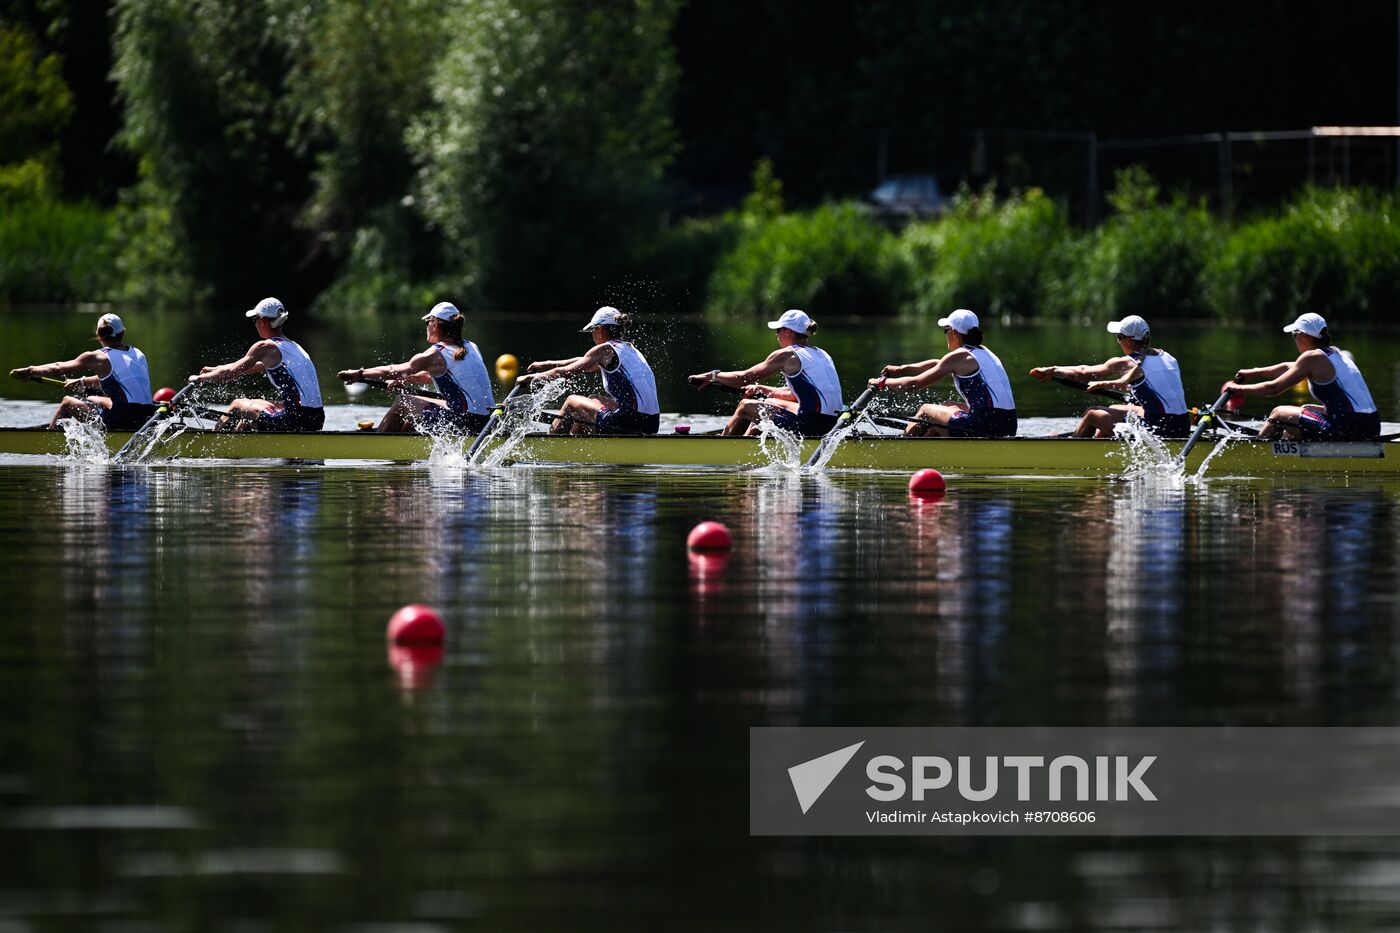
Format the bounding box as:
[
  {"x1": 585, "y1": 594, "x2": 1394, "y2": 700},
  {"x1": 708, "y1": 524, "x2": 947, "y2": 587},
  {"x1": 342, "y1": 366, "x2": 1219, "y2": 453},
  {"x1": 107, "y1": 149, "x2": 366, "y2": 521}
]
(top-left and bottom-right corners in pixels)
[
  {"x1": 601, "y1": 341, "x2": 660, "y2": 415},
  {"x1": 265, "y1": 337, "x2": 323, "y2": 410},
  {"x1": 431, "y1": 342, "x2": 494, "y2": 415},
  {"x1": 1309, "y1": 347, "x2": 1377, "y2": 416},
  {"x1": 1127, "y1": 349, "x2": 1187, "y2": 417},
  {"x1": 951, "y1": 346, "x2": 1015, "y2": 412},
  {"x1": 784, "y1": 344, "x2": 843, "y2": 416},
  {"x1": 98, "y1": 345, "x2": 152, "y2": 406}
]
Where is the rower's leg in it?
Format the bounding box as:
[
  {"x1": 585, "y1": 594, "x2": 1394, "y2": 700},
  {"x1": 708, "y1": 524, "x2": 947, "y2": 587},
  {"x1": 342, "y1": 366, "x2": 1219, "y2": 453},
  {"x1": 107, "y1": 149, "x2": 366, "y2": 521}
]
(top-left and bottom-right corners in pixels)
[
  {"x1": 49, "y1": 397, "x2": 98, "y2": 430},
  {"x1": 224, "y1": 398, "x2": 275, "y2": 432},
  {"x1": 378, "y1": 396, "x2": 435, "y2": 433},
  {"x1": 903, "y1": 403, "x2": 942, "y2": 437},
  {"x1": 739, "y1": 399, "x2": 794, "y2": 436},
  {"x1": 725, "y1": 399, "x2": 764, "y2": 436},
  {"x1": 1074, "y1": 406, "x2": 1124, "y2": 438},
  {"x1": 1260, "y1": 405, "x2": 1304, "y2": 439},
  {"x1": 555, "y1": 395, "x2": 602, "y2": 435}
]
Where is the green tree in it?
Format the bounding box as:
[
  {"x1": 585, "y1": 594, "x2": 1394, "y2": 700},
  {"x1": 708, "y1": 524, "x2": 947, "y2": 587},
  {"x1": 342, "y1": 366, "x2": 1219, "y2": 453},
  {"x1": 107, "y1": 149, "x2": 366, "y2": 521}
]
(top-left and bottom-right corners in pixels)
[
  {"x1": 0, "y1": 24, "x2": 74, "y2": 203},
  {"x1": 410, "y1": 0, "x2": 680, "y2": 310},
  {"x1": 112, "y1": 0, "x2": 319, "y2": 304}
]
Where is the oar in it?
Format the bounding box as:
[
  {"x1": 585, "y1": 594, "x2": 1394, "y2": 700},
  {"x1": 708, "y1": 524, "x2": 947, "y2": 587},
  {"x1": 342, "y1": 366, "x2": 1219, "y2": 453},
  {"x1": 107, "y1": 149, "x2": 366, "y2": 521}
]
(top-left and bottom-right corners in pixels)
[
  {"x1": 25, "y1": 375, "x2": 69, "y2": 388},
  {"x1": 1174, "y1": 390, "x2": 1232, "y2": 467},
  {"x1": 465, "y1": 381, "x2": 527, "y2": 461},
  {"x1": 1037, "y1": 372, "x2": 1128, "y2": 403},
  {"x1": 114, "y1": 383, "x2": 196, "y2": 461},
  {"x1": 804, "y1": 375, "x2": 885, "y2": 468}
]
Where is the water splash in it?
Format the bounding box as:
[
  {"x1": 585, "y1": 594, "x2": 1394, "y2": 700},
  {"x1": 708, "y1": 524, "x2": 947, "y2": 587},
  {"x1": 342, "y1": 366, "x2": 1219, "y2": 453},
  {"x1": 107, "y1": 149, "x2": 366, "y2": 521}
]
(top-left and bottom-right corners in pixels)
[
  {"x1": 751, "y1": 417, "x2": 804, "y2": 472},
  {"x1": 1109, "y1": 414, "x2": 1179, "y2": 481},
  {"x1": 57, "y1": 416, "x2": 110, "y2": 464},
  {"x1": 1188, "y1": 429, "x2": 1248, "y2": 483},
  {"x1": 471, "y1": 376, "x2": 572, "y2": 468}
]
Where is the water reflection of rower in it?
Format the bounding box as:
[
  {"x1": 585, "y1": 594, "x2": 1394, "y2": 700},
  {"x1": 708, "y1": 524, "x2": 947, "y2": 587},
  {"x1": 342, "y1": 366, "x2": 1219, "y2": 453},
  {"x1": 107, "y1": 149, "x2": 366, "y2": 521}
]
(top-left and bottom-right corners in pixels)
[
  {"x1": 519, "y1": 307, "x2": 660, "y2": 435},
  {"x1": 337, "y1": 302, "x2": 495, "y2": 435},
  {"x1": 9, "y1": 313, "x2": 155, "y2": 431},
  {"x1": 871, "y1": 308, "x2": 1017, "y2": 437},
  {"x1": 1031, "y1": 315, "x2": 1189, "y2": 438},
  {"x1": 687, "y1": 309, "x2": 843, "y2": 437},
  {"x1": 187, "y1": 298, "x2": 325, "y2": 432},
  {"x1": 1224, "y1": 313, "x2": 1380, "y2": 441}
]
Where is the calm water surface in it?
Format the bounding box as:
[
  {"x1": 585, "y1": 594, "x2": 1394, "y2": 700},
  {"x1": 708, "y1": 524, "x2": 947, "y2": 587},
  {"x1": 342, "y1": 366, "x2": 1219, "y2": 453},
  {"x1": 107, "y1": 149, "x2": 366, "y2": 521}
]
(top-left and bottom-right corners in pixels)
[{"x1": 3, "y1": 311, "x2": 1400, "y2": 929}]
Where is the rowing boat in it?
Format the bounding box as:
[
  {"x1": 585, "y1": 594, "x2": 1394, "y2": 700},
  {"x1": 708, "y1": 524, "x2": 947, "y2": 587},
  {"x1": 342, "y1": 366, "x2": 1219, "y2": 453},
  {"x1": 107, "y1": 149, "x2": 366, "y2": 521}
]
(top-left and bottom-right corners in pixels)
[{"x1": 0, "y1": 426, "x2": 1396, "y2": 474}]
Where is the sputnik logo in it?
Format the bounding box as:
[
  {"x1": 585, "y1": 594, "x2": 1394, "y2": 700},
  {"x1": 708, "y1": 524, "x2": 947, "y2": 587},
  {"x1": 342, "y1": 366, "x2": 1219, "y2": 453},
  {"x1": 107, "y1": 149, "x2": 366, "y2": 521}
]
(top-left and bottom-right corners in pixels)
[{"x1": 787, "y1": 741, "x2": 865, "y2": 814}]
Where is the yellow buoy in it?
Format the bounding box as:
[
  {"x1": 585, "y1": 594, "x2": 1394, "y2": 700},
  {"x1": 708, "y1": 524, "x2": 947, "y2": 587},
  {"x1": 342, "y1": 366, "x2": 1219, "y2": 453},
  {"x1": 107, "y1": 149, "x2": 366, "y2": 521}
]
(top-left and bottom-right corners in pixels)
[
  {"x1": 357, "y1": 419, "x2": 375, "y2": 431},
  {"x1": 495, "y1": 353, "x2": 519, "y2": 384}
]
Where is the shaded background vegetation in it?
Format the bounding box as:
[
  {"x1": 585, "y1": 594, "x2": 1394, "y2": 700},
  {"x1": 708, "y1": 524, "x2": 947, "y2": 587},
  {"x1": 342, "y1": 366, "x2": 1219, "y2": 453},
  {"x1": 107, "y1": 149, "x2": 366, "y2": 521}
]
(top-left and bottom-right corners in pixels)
[{"x1": 1, "y1": 0, "x2": 1397, "y2": 320}]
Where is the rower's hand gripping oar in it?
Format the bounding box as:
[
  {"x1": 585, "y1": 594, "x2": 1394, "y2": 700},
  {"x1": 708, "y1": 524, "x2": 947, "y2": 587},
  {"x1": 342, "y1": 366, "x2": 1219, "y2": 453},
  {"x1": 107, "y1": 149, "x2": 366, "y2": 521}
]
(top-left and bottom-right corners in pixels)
[
  {"x1": 1174, "y1": 390, "x2": 1233, "y2": 467},
  {"x1": 114, "y1": 382, "x2": 196, "y2": 462},
  {"x1": 804, "y1": 375, "x2": 885, "y2": 468},
  {"x1": 465, "y1": 380, "x2": 528, "y2": 462}
]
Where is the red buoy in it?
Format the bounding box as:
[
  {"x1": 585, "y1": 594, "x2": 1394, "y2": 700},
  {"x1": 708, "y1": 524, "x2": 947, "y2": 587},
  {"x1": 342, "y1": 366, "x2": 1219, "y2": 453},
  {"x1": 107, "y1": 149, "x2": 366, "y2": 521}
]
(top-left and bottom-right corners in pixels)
[
  {"x1": 152, "y1": 386, "x2": 176, "y2": 403},
  {"x1": 387, "y1": 603, "x2": 445, "y2": 645},
  {"x1": 1222, "y1": 382, "x2": 1245, "y2": 413},
  {"x1": 908, "y1": 469, "x2": 947, "y2": 493},
  {"x1": 687, "y1": 521, "x2": 733, "y2": 551}
]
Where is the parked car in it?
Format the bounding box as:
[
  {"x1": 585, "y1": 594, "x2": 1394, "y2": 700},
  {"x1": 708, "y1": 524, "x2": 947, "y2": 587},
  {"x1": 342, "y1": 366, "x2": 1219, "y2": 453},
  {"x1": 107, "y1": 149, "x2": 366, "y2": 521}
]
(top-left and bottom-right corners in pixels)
[{"x1": 866, "y1": 174, "x2": 948, "y2": 222}]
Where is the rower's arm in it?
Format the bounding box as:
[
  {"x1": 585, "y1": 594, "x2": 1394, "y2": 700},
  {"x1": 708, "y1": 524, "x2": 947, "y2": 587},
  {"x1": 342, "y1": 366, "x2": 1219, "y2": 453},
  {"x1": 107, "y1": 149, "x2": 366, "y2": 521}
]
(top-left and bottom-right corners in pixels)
[
  {"x1": 882, "y1": 359, "x2": 941, "y2": 377},
  {"x1": 885, "y1": 350, "x2": 967, "y2": 392},
  {"x1": 192, "y1": 341, "x2": 279, "y2": 384},
  {"x1": 352, "y1": 349, "x2": 442, "y2": 384},
  {"x1": 1088, "y1": 362, "x2": 1142, "y2": 391},
  {"x1": 1226, "y1": 354, "x2": 1315, "y2": 398},
  {"x1": 531, "y1": 344, "x2": 611, "y2": 382},
  {"x1": 716, "y1": 349, "x2": 790, "y2": 388},
  {"x1": 1036, "y1": 357, "x2": 1132, "y2": 381},
  {"x1": 527, "y1": 356, "x2": 583, "y2": 373},
  {"x1": 1234, "y1": 361, "x2": 1290, "y2": 381},
  {"x1": 21, "y1": 350, "x2": 108, "y2": 381}
]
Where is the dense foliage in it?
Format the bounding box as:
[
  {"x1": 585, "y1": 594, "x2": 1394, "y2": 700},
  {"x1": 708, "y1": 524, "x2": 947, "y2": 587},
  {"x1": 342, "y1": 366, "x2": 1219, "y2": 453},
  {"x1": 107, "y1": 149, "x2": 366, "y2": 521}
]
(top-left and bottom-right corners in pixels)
[{"x1": 1, "y1": 1, "x2": 1397, "y2": 319}]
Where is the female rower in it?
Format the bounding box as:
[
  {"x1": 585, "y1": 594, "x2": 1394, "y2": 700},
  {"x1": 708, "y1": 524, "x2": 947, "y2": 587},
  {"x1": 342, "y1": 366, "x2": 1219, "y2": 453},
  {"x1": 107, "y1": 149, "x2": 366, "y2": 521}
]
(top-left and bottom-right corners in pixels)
[
  {"x1": 337, "y1": 302, "x2": 494, "y2": 434},
  {"x1": 519, "y1": 306, "x2": 660, "y2": 435},
  {"x1": 687, "y1": 309, "x2": 842, "y2": 437},
  {"x1": 9, "y1": 313, "x2": 155, "y2": 430},
  {"x1": 1222, "y1": 313, "x2": 1379, "y2": 440},
  {"x1": 872, "y1": 308, "x2": 1016, "y2": 437},
  {"x1": 187, "y1": 297, "x2": 325, "y2": 431},
  {"x1": 1030, "y1": 315, "x2": 1188, "y2": 438}
]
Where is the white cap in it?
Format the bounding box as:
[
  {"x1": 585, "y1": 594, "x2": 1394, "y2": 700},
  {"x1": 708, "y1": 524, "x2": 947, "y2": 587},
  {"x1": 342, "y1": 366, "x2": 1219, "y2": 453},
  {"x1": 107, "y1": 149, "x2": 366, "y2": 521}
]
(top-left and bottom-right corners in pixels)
[
  {"x1": 1283, "y1": 312, "x2": 1328, "y2": 337},
  {"x1": 422, "y1": 301, "x2": 460, "y2": 322},
  {"x1": 937, "y1": 308, "x2": 979, "y2": 334},
  {"x1": 580, "y1": 306, "x2": 624, "y2": 332},
  {"x1": 96, "y1": 312, "x2": 124, "y2": 335},
  {"x1": 245, "y1": 297, "x2": 287, "y2": 324},
  {"x1": 1107, "y1": 315, "x2": 1150, "y2": 340},
  {"x1": 766, "y1": 309, "x2": 814, "y2": 335}
]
